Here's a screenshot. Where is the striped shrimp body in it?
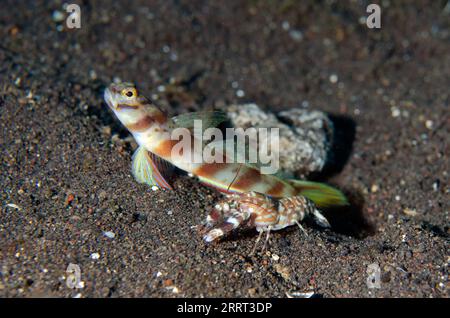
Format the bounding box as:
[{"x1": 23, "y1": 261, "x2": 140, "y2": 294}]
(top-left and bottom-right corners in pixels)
[
  {"x1": 203, "y1": 192, "x2": 330, "y2": 250},
  {"x1": 104, "y1": 82, "x2": 348, "y2": 247}
]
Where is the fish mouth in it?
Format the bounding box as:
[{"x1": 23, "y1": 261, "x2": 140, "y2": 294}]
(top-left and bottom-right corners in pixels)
[{"x1": 104, "y1": 88, "x2": 116, "y2": 109}]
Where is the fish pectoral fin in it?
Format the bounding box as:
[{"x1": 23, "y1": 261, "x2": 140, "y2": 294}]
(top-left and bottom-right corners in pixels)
[{"x1": 131, "y1": 146, "x2": 173, "y2": 190}]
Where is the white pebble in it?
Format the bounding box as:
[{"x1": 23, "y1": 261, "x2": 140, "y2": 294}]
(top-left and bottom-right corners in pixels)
[
  {"x1": 103, "y1": 231, "x2": 115, "y2": 239},
  {"x1": 432, "y1": 181, "x2": 439, "y2": 191},
  {"x1": 89, "y1": 70, "x2": 97, "y2": 80},
  {"x1": 169, "y1": 52, "x2": 178, "y2": 61},
  {"x1": 425, "y1": 120, "x2": 433, "y2": 129},
  {"x1": 289, "y1": 30, "x2": 303, "y2": 42},
  {"x1": 151, "y1": 186, "x2": 159, "y2": 191},
  {"x1": 6, "y1": 203, "x2": 21, "y2": 210},
  {"x1": 271, "y1": 254, "x2": 280, "y2": 261},
  {"x1": 329, "y1": 74, "x2": 338, "y2": 83},
  {"x1": 52, "y1": 10, "x2": 65, "y2": 22},
  {"x1": 124, "y1": 15, "x2": 134, "y2": 23},
  {"x1": 90, "y1": 253, "x2": 100, "y2": 260},
  {"x1": 172, "y1": 286, "x2": 180, "y2": 293},
  {"x1": 236, "y1": 89, "x2": 245, "y2": 98},
  {"x1": 286, "y1": 291, "x2": 315, "y2": 298},
  {"x1": 395, "y1": 195, "x2": 401, "y2": 201},
  {"x1": 391, "y1": 106, "x2": 400, "y2": 118}
]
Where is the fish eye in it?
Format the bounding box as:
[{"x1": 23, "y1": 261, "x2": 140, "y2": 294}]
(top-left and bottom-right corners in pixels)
[{"x1": 122, "y1": 88, "x2": 137, "y2": 98}]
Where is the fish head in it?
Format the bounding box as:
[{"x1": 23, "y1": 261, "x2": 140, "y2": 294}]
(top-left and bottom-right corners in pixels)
[
  {"x1": 104, "y1": 82, "x2": 144, "y2": 111},
  {"x1": 104, "y1": 82, "x2": 166, "y2": 131}
]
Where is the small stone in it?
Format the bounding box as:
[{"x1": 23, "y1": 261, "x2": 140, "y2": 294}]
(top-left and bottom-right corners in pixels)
[
  {"x1": 6, "y1": 203, "x2": 21, "y2": 210},
  {"x1": 289, "y1": 30, "x2": 303, "y2": 41},
  {"x1": 101, "y1": 126, "x2": 112, "y2": 136},
  {"x1": 271, "y1": 254, "x2": 280, "y2": 261},
  {"x1": 248, "y1": 288, "x2": 257, "y2": 296},
  {"x1": 89, "y1": 70, "x2": 97, "y2": 80},
  {"x1": 172, "y1": 286, "x2": 180, "y2": 293},
  {"x1": 9, "y1": 25, "x2": 19, "y2": 36},
  {"x1": 432, "y1": 180, "x2": 439, "y2": 191},
  {"x1": 370, "y1": 184, "x2": 379, "y2": 193},
  {"x1": 52, "y1": 10, "x2": 65, "y2": 23},
  {"x1": 391, "y1": 107, "x2": 400, "y2": 118},
  {"x1": 65, "y1": 193, "x2": 75, "y2": 206},
  {"x1": 274, "y1": 264, "x2": 290, "y2": 281},
  {"x1": 286, "y1": 291, "x2": 316, "y2": 298},
  {"x1": 329, "y1": 74, "x2": 338, "y2": 83},
  {"x1": 90, "y1": 252, "x2": 100, "y2": 260},
  {"x1": 98, "y1": 190, "x2": 108, "y2": 201},
  {"x1": 124, "y1": 15, "x2": 134, "y2": 23},
  {"x1": 425, "y1": 120, "x2": 433, "y2": 130},
  {"x1": 403, "y1": 208, "x2": 418, "y2": 217},
  {"x1": 236, "y1": 89, "x2": 245, "y2": 97},
  {"x1": 103, "y1": 231, "x2": 115, "y2": 239},
  {"x1": 151, "y1": 186, "x2": 159, "y2": 191},
  {"x1": 226, "y1": 104, "x2": 333, "y2": 177}
]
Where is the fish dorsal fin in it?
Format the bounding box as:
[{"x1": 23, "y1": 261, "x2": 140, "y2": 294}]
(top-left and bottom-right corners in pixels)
[
  {"x1": 131, "y1": 146, "x2": 173, "y2": 190},
  {"x1": 204, "y1": 138, "x2": 287, "y2": 179},
  {"x1": 169, "y1": 111, "x2": 228, "y2": 132},
  {"x1": 204, "y1": 138, "x2": 257, "y2": 166}
]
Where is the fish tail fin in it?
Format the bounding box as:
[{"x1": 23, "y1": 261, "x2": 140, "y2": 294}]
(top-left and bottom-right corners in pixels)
[{"x1": 288, "y1": 179, "x2": 348, "y2": 208}]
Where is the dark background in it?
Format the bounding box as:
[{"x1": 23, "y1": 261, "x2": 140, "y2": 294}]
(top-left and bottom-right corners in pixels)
[{"x1": 0, "y1": 0, "x2": 448, "y2": 297}]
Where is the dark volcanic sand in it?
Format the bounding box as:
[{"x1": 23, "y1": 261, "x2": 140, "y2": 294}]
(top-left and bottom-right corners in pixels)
[{"x1": 0, "y1": 1, "x2": 448, "y2": 297}]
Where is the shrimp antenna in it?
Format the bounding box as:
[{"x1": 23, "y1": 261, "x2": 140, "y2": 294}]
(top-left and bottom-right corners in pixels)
[{"x1": 227, "y1": 163, "x2": 243, "y2": 192}]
